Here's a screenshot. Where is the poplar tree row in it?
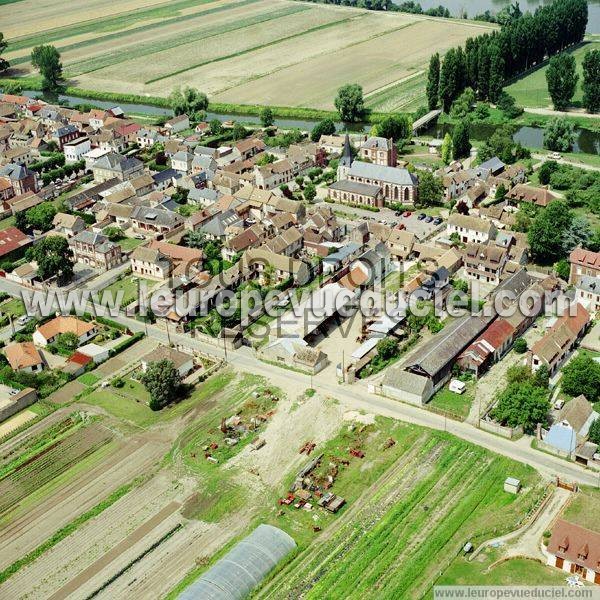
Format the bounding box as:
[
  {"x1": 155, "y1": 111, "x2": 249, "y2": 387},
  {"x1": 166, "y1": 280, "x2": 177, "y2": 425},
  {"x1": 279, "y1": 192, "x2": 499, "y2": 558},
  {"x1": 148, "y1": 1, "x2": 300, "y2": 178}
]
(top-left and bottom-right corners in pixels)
[{"x1": 426, "y1": 0, "x2": 588, "y2": 112}]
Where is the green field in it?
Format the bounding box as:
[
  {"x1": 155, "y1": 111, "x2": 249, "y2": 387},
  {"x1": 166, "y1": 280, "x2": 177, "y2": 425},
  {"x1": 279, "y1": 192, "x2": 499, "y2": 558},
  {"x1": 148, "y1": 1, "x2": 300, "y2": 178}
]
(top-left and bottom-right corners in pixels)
[{"x1": 505, "y1": 40, "x2": 600, "y2": 109}]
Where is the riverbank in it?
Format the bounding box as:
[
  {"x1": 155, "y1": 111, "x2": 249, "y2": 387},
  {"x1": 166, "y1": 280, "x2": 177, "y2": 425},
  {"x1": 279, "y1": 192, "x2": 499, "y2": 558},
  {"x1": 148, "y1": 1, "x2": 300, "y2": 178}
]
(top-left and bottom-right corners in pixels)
[{"x1": 0, "y1": 77, "x2": 391, "y2": 125}]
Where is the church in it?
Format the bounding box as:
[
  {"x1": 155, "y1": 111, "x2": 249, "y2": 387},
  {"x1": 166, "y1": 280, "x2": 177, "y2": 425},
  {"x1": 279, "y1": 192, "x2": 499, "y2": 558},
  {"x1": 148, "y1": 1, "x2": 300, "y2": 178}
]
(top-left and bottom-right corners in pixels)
[{"x1": 328, "y1": 135, "x2": 419, "y2": 207}]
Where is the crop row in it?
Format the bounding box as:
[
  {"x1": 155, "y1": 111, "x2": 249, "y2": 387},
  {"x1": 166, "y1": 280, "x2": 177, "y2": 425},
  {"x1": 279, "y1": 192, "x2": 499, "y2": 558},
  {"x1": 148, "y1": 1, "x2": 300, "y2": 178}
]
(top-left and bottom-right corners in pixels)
[
  {"x1": 65, "y1": 3, "x2": 308, "y2": 77},
  {"x1": 0, "y1": 425, "x2": 112, "y2": 513}
]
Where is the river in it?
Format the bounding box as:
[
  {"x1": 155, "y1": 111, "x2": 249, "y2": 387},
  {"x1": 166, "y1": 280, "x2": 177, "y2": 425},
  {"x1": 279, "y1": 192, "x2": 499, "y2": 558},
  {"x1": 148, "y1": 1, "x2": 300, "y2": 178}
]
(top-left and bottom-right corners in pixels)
[
  {"x1": 22, "y1": 90, "x2": 600, "y2": 155},
  {"x1": 393, "y1": 0, "x2": 600, "y2": 33}
]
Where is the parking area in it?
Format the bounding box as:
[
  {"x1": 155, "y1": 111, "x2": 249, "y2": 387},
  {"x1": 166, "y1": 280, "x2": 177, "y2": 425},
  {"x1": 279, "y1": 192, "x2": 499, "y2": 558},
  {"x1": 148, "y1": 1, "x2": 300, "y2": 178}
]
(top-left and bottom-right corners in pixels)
[{"x1": 393, "y1": 211, "x2": 444, "y2": 239}]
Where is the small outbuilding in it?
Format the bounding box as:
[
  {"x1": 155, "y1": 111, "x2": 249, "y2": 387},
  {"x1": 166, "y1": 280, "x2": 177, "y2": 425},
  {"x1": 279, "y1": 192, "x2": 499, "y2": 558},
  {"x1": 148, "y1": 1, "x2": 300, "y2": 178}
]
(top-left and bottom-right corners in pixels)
[{"x1": 504, "y1": 477, "x2": 521, "y2": 494}]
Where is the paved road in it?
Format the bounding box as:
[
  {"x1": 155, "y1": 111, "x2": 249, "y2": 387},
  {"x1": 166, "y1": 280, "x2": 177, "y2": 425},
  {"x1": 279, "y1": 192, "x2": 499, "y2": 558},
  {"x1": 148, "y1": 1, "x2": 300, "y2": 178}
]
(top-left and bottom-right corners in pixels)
[
  {"x1": 2, "y1": 278, "x2": 599, "y2": 487},
  {"x1": 532, "y1": 153, "x2": 600, "y2": 173}
]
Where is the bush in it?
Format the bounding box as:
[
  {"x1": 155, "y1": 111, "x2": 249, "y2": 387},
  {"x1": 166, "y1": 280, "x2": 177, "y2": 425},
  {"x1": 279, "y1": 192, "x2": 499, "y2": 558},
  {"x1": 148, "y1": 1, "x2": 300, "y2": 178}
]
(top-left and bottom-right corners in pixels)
[
  {"x1": 513, "y1": 338, "x2": 528, "y2": 354},
  {"x1": 112, "y1": 377, "x2": 125, "y2": 388}
]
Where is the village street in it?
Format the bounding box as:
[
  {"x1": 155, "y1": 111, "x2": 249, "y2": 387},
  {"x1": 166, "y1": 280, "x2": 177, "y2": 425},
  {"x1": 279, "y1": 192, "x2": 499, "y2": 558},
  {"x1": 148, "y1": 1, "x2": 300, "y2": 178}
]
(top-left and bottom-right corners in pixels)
[{"x1": 2, "y1": 276, "x2": 599, "y2": 488}]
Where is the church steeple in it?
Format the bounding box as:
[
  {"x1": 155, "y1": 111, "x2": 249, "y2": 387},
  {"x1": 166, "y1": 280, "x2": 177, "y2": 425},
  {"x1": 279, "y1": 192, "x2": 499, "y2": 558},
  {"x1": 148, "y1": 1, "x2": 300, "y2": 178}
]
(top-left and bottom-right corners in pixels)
[
  {"x1": 337, "y1": 133, "x2": 353, "y2": 181},
  {"x1": 340, "y1": 133, "x2": 352, "y2": 167}
]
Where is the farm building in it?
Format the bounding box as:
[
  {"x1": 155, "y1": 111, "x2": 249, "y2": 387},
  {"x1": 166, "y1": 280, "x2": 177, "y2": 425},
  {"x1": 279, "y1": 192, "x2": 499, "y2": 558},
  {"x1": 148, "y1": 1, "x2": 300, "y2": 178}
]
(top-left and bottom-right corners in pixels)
[{"x1": 177, "y1": 524, "x2": 296, "y2": 600}]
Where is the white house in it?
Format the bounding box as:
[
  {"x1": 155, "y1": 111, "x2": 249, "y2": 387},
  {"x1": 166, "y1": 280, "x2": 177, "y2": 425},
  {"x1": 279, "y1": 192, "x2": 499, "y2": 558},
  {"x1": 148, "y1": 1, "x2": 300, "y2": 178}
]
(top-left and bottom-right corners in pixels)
[
  {"x1": 447, "y1": 213, "x2": 496, "y2": 244},
  {"x1": 64, "y1": 137, "x2": 91, "y2": 164},
  {"x1": 32, "y1": 316, "x2": 97, "y2": 347}
]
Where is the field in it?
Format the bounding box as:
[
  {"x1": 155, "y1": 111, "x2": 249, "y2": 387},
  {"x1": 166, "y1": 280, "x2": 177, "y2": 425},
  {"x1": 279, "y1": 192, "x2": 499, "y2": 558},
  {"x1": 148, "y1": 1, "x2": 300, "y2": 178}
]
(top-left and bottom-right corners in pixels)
[
  {"x1": 257, "y1": 430, "x2": 544, "y2": 599},
  {"x1": 505, "y1": 40, "x2": 600, "y2": 109},
  {"x1": 4, "y1": 0, "x2": 495, "y2": 111}
]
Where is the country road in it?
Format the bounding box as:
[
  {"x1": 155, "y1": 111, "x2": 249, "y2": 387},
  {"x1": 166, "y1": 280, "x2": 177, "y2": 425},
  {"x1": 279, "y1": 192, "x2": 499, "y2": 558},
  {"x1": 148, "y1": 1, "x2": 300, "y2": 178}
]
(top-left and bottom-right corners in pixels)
[{"x1": 2, "y1": 277, "x2": 600, "y2": 488}]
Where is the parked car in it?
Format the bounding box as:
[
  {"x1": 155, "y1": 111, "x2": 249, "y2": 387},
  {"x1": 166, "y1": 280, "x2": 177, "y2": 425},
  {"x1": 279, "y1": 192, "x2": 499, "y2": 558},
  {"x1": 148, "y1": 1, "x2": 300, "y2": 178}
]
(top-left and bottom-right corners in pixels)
[
  {"x1": 396, "y1": 223, "x2": 406, "y2": 230},
  {"x1": 433, "y1": 217, "x2": 443, "y2": 225},
  {"x1": 403, "y1": 211, "x2": 412, "y2": 218},
  {"x1": 395, "y1": 211, "x2": 402, "y2": 216},
  {"x1": 17, "y1": 315, "x2": 32, "y2": 326},
  {"x1": 548, "y1": 152, "x2": 562, "y2": 160},
  {"x1": 449, "y1": 380, "x2": 466, "y2": 394},
  {"x1": 133, "y1": 233, "x2": 145, "y2": 240},
  {"x1": 553, "y1": 398, "x2": 565, "y2": 410},
  {"x1": 417, "y1": 213, "x2": 426, "y2": 220},
  {"x1": 424, "y1": 215, "x2": 433, "y2": 223}
]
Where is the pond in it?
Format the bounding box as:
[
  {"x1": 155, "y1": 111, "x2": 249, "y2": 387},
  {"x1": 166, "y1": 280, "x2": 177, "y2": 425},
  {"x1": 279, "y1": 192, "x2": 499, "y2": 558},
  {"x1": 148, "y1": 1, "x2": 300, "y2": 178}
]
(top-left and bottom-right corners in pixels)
[{"x1": 423, "y1": 122, "x2": 600, "y2": 154}]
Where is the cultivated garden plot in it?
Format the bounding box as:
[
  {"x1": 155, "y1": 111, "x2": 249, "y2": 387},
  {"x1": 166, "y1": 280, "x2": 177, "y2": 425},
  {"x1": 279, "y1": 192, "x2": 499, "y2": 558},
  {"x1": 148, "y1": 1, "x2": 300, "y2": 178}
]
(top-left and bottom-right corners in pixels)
[{"x1": 257, "y1": 432, "x2": 542, "y2": 599}]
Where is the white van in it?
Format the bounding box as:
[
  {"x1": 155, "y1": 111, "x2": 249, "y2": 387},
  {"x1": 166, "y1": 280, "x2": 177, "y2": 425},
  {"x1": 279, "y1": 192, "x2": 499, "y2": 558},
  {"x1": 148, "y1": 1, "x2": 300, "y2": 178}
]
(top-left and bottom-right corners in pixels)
[{"x1": 449, "y1": 379, "x2": 466, "y2": 394}]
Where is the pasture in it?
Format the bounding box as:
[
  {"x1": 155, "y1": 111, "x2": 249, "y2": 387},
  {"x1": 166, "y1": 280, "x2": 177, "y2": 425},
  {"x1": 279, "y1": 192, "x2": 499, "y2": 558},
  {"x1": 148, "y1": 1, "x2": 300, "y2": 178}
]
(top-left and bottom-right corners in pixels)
[
  {"x1": 4, "y1": 0, "x2": 495, "y2": 110},
  {"x1": 505, "y1": 40, "x2": 600, "y2": 109}
]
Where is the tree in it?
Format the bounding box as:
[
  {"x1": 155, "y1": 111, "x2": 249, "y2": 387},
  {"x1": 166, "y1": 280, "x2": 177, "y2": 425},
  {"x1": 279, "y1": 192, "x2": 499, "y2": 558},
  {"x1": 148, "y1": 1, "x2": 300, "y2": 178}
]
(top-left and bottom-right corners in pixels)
[
  {"x1": 374, "y1": 114, "x2": 410, "y2": 142},
  {"x1": 304, "y1": 182, "x2": 317, "y2": 203},
  {"x1": 232, "y1": 122, "x2": 246, "y2": 140},
  {"x1": 55, "y1": 332, "x2": 79, "y2": 353},
  {"x1": 415, "y1": 171, "x2": 443, "y2": 207},
  {"x1": 26, "y1": 235, "x2": 73, "y2": 284},
  {"x1": 426, "y1": 52, "x2": 440, "y2": 110},
  {"x1": 439, "y1": 48, "x2": 458, "y2": 112},
  {"x1": 168, "y1": 87, "x2": 208, "y2": 120},
  {"x1": 538, "y1": 160, "x2": 560, "y2": 185},
  {"x1": 18, "y1": 203, "x2": 57, "y2": 233},
  {"x1": 0, "y1": 32, "x2": 9, "y2": 73},
  {"x1": 546, "y1": 53, "x2": 578, "y2": 111},
  {"x1": 495, "y1": 183, "x2": 507, "y2": 201},
  {"x1": 452, "y1": 120, "x2": 471, "y2": 159},
  {"x1": 491, "y1": 382, "x2": 550, "y2": 434},
  {"x1": 543, "y1": 117, "x2": 576, "y2": 152},
  {"x1": 141, "y1": 359, "x2": 182, "y2": 411},
  {"x1": 255, "y1": 153, "x2": 276, "y2": 166},
  {"x1": 561, "y1": 354, "x2": 600, "y2": 403},
  {"x1": 582, "y1": 49, "x2": 600, "y2": 113},
  {"x1": 589, "y1": 418, "x2": 600, "y2": 445},
  {"x1": 554, "y1": 258, "x2": 570, "y2": 280},
  {"x1": 334, "y1": 84, "x2": 364, "y2": 122},
  {"x1": 528, "y1": 200, "x2": 573, "y2": 263},
  {"x1": 1, "y1": 80, "x2": 22, "y2": 95},
  {"x1": 31, "y1": 45, "x2": 63, "y2": 93},
  {"x1": 488, "y1": 45, "x2": 505, "y2": 103},
  {"x1": 376, "y1": 338, "x2": 399, "y2": 361},
  {"x1": 209, "y1": 119, "x2": 222, "y2": 135},
  {"x1": 441, "y1": 132, "x2": 452, "y2": 165},
  {"x1": 513, "y1": 338, "x2": 527, "y2": 354},
  {"x1": 533, "y1": 364, "x2": 550, "y2": 389},
  {"x1": 562, "y1": 215, "x2": 593, "y2": 254},
  {"x1": 496, "y1": 91, "x2": 523, "y2": 119},
  {"x1": 310, "y1": 118, "x2": 336, "y2": 142},
  {"x1": 260, "y1": 107, "x2": 274, "y2": 128},
  {"x1": 183, "y1": 230, "x2": 206, "y2": 249},
  {"x1": 103, "y1": 226, "x2": 124, "y2": 242},
  {"x1": 450, "y1": 87, "x2": 475, "y2": 119}
]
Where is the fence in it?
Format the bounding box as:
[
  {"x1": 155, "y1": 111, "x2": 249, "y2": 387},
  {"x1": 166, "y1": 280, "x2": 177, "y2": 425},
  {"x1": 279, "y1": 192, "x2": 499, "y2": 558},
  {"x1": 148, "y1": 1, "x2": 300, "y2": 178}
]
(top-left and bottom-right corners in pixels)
[{"x1": 478, "y1": 417, "x2": 523, "y2": 439}]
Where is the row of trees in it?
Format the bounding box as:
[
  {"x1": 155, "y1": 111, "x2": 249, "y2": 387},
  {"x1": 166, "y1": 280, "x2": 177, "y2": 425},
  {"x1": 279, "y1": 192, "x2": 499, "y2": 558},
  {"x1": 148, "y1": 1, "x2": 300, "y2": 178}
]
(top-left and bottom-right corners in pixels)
[
  {"x1": 427, "y1": 0, "x2": 588, "y2": 111},
  {"x1": 546, "y1": 49, "x2": 600, "y2": 112}
]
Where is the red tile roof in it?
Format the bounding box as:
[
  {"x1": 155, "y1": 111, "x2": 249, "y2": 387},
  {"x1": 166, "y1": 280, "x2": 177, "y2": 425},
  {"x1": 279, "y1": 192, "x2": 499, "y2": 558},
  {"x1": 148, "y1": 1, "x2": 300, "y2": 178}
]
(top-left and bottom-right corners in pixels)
[
  {"x1": 481, "y1": 318, "x2": 515, "y2": 349},
  {"x1": 570, "y1": 248, "x2": 600, "y2": 269},
  {"x1": 548, "y1": 519, "x2": 600, "y2": 574},
  {"x1": 0, "y1": 226, "x2": 31, "y2": 258},
  {"x1": 68, "y1": 351, "x2": 93, "y2": 366}
]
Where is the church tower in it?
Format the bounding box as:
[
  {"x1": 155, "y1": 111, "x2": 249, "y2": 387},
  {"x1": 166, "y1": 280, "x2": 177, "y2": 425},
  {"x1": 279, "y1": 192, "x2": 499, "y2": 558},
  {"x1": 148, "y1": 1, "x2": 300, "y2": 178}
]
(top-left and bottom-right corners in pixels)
[{"x1": 337, "y1": 133, "x2": 353, "y2": 181}]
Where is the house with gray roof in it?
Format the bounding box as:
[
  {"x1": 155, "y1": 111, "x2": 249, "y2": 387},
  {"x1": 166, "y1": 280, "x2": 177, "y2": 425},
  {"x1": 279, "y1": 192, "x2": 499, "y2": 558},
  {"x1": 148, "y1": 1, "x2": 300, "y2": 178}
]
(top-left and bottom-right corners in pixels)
[
  {"x1": 68, "y1": 230, "x2": 122, "y2": 271},
  {"x1": 130, "y1": 205, "x2": 184, "y2": 233},
  {"x1": 91, "y1": 151, "x2": 144, "y2": 183}
]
